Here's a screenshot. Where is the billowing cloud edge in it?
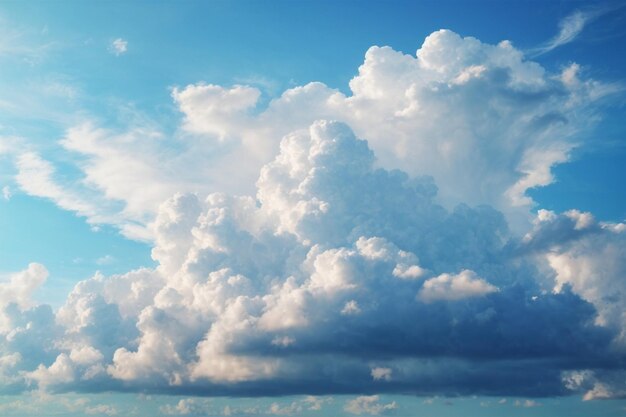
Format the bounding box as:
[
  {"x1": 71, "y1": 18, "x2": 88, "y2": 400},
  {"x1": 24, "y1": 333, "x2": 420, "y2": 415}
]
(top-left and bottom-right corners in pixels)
[
  {"x1": 9, "y1": 29, "x2": 621, "y2": 240},
  {"x1": 1, "y1": 29, "x2": 625, "y2": 401}
]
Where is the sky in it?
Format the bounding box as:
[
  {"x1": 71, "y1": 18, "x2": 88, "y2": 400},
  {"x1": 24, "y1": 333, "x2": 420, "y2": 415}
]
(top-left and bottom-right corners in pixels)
[{"x1": 1, "y1": 1, "x2": 626, "y2": 416}]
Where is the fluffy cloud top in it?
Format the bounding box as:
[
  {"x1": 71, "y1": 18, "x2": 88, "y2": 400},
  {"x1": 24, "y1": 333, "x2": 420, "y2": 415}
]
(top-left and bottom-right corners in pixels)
[
  {"x1": 2, "y1": 30, "x2": 625, "y2": 401},
  {"x1": 1, "y1": 119, "x2": 624, "y2": 400},
  {"x1": 12, "y1": 29, "x2": 617, "y2": 239},
  {"x1": 418, "y1": 270, "x2": 498, "y2": 302}
]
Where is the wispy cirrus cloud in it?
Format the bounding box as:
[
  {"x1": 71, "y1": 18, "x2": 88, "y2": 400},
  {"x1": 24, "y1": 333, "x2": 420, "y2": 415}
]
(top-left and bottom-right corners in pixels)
[
  {"x1": 0, "y1": 18, "x2": 56, "y2": 64},
  {"x1": 2, "y1": 185, "x2": 10, "y2": 201},
  {"x1": 531, "y1": 5, "x2": 623, "y2": 56}
]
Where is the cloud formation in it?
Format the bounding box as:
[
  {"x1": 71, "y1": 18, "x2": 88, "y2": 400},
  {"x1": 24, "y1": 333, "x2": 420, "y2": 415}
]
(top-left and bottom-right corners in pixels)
[
  {"x1": 534, "y1": 10, "x2": 591, "y2": 55},
  {"x1": 344, "y1": 396, "x2": 397, "y2": 415},
  {"x1": 531, "y1": 6, "x2": 623, "y2": 56},
  {"x1": 1, "y1": 119, "x2": 625, "y2": 400},
  {"x1": 2, "y1": 29, "x2": 625, "y2": 401},
  {"x1": 12, "y1": 29, "x2": 617, "y2": 239},
  {"x1": 110, "y1": 38, "x2": 127, "y2": 56}
]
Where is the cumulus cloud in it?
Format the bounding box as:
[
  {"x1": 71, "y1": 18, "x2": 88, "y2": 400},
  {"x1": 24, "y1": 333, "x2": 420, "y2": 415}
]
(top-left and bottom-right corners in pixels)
[
  {"x1": 0, "y1": 263, "x2": 47, "y2": 309},
  {"x1": 418, "y1": 270, "x2": 498, "y2": 302},
  {"x1": 3, "y1": 29, "x2": 626, "y2": 402},
  {"x1": 344, "y1": 396, "x2": 397, "y2": 415},
  {"x1": 2, "y1": 185, "x2": 11, "y2": 200},
  {"x1": 1, "y1": 119, "x2": 624, "y2": 400},
  {"x1": 172, "y1": 84, "x2": 260, "y2": 139},
  {"x1": 160, "y1": 398, "x2": 212, "y2": 415},
  {"x1": 14, "y1": 29, "x2": 617, "y2": 238},
  {"x1": 168, "y1": 29, "x2": 613, "y2": 223},
  {"x1": 523, "y1": 210, "x2": 626, "y2": 399},
  {"x1": 524, "y1": 210, "x2": 626, "y2": 337},
  {"x1": 159, "y1": 396, "x2": 330, "y2": 416}
]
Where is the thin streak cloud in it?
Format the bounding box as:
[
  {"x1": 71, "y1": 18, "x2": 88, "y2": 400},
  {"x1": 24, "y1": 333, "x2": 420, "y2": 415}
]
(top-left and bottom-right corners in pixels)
[{"x1": 530, "y1": 6, "x2": 617, "y2": 56}]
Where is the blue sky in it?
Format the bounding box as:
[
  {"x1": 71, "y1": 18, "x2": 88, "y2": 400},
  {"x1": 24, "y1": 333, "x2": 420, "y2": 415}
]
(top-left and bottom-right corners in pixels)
[{"x1": 1, "y1": 1, "x2": 626, "y2": 416}]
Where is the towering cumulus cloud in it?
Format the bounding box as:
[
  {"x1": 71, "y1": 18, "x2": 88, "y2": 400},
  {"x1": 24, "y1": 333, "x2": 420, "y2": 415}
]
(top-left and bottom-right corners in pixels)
[
  {"x1": 16, "y1": 30, "x2": 615, "y2": 239},
  {"x1": 4, "y1": 30, "x2": 625, "y2": 400}
]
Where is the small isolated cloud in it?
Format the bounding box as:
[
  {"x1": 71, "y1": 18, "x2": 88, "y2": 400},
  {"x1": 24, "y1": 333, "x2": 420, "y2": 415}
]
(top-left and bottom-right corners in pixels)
[
  {"x1": 267, "y1": 401, "x2": 302, "y2": 415},
  {"x1": 2, "y1": 185, "x2": 10, "y2": 200},
  {"x1": 160, "y1": 398, "x2": 212, "y2": 415},
  {"x1": 341, "y1": 300, "x2": 361, "y2": 315},
  {"x1": 110, "y1": 38, "x2": 127, "y2": 56},
  {"x1": 545, "y1": 10, "x2": 588, "y2": 50},
  {"x1": 371, "y1": 367, "x2": 392, "y2": 381},
  {"x1": 95, "y1": 255, "x2": 115, "y2": 266},
  {"x1": 532, "y1": 7, "x2": 616, "y2": 55},
  {"x1": 344, "y1": 396, "x2": 397, "y2": 415},
  {"x1": 514, "y1": 399, "x2": 541, "y2": 408},
  {"x1": 85, "y1": 404, "x2": 118, "y2": 415}
]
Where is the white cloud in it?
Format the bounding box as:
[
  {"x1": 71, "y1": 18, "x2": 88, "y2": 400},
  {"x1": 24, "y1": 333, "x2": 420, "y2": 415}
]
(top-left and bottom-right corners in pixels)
[
  {"x1": 418, "y1": 270, "x2": 498, "y2": 302},
  {"x1": 69, "y1": 346, "x2": 104, "y2": 366},
  {"x1": 271, "y1": 336, "x2": 295, "y2": 347},
  {"x1": 2, "y1": 29, "x2": 625, "y2": 402},
  {"x1": 267, "y1": 401, "x2": 302, "y2": 415},
  {"x1": 172, "y1": 83, "x2": 260, "y2": 139},
  {"x1": 341, "y1": 300, "x2": 361, "y2": 315},
  {"x1": 371, "y1": 367, "x2": 392, "y2": 381},
  {"x1": 302, "y1": 396, "x2": 332, "y2": 411},
  {"x1": 160, "y1": 398, "x2": 212, "y2": 415},
  {"x1": 27, "y1": 353, "x2": 75, "y2": 389},
  {"x1": 0, "y1": 263, "x2": 48, "y2": 316},
  {"x1": 2, "y1": 185, "x2": 11, "y2": 200},
  {"x1": 344, "y1": 396, "x2": 397, "y2": 415},
  {"x1": 110, "y1": 38, "x2": 127, "y2": 56},
  {"x1": 96, "y1": 255, "x2": 115, "y2": 266},
  {"x1": 514, "y1": 399, "x2": 541, "y2": 408},
  {"x1": 16, "y1": 29, "x2": 616, "y2": 240},
  {"x1": 530, "y1": 7, "x2": 617, "y2": 56},
  {"x1": 85, "y1": 404, "x2": 118, "y2": 415},
  {"x1": 562, "y1": 369, "x2": 626, "y2": 401},
  {"x1": 536, "y1": 10, "x2": 589, "y2": 55},
  {"x1": 524, "y1": 210, "x2": 626, "y2": 337},
  {"x1": 1, "y1": 119, "x2": 623, "y2": 399},
  {"x1": 531, "y1": 5, "x2": 626, "y2": 56}
]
